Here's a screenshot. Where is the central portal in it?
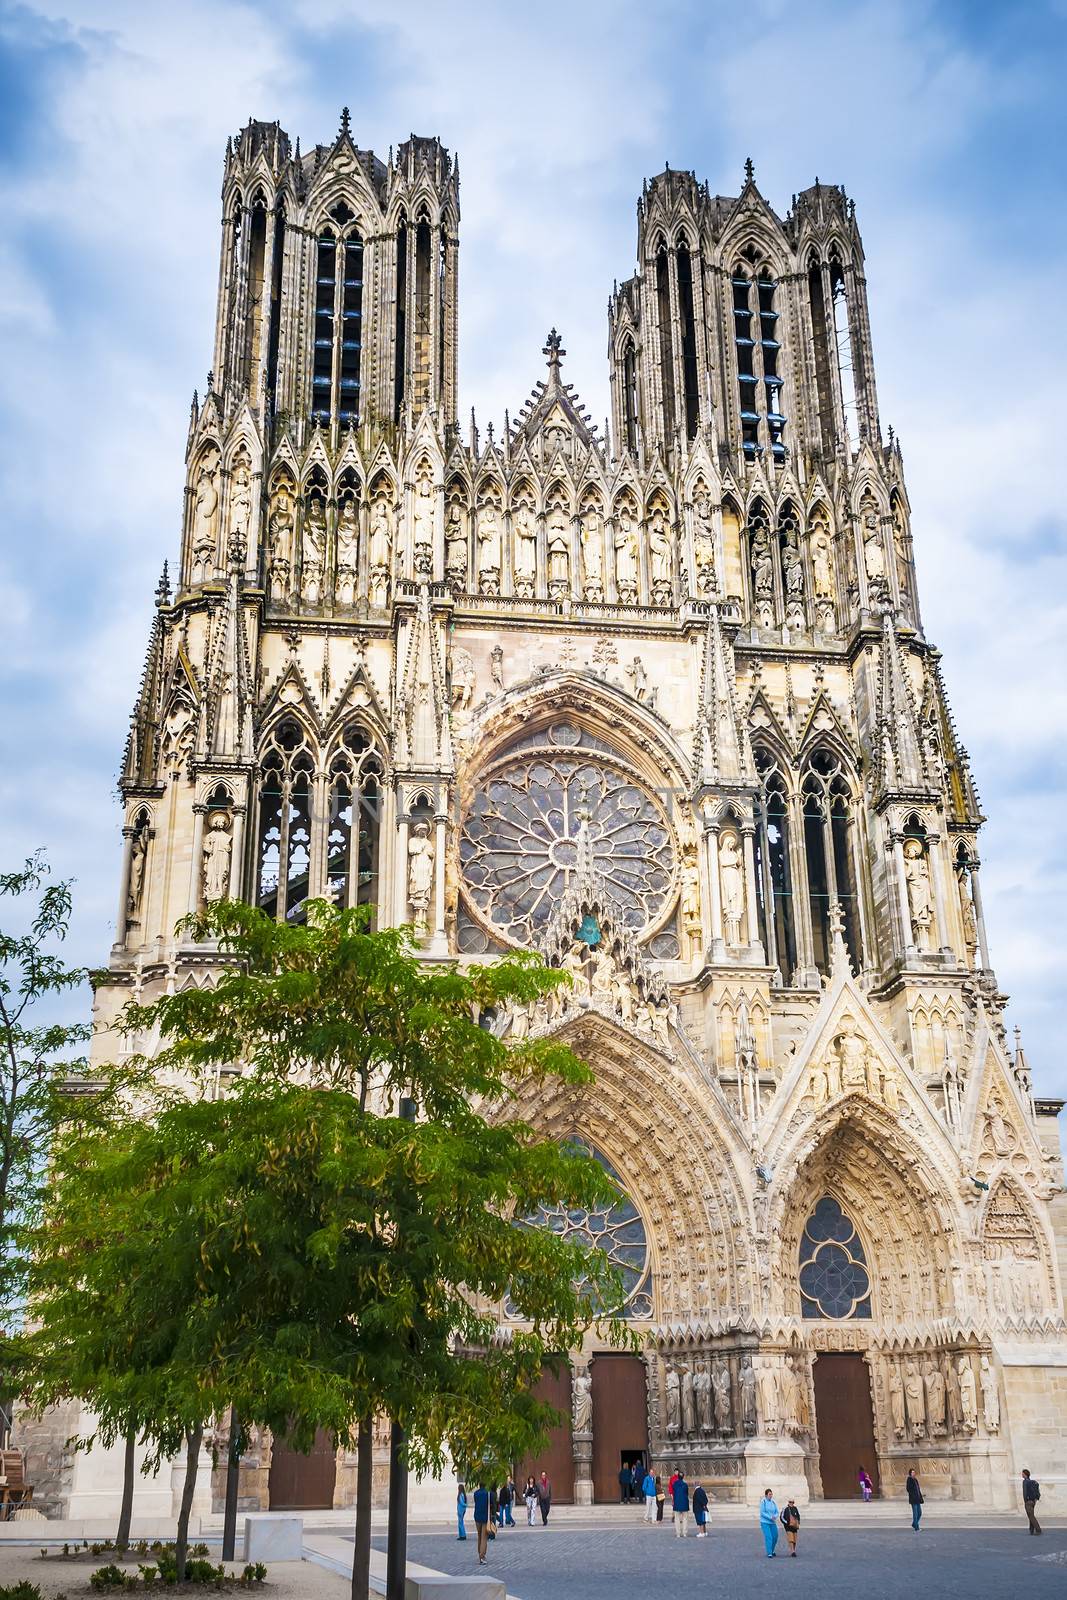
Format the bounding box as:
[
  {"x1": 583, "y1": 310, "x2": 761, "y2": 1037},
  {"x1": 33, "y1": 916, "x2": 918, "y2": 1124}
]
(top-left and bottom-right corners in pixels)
[
  {"x1": 592, "y1": 1354, "x2": 649, "y2": 1502},
  {"x1": 813, "y1": 1352, "x2": 879, "y2": 1499}
]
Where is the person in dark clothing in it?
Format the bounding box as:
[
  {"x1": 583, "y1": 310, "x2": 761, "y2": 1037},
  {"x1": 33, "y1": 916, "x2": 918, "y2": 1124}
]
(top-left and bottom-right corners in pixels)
[
  {"x1": 671, "y1": 1471, "x2": 690, "y2": 1538},
  {"x1": 473, "y1": 1483, "x2": 491, "y2": 1564},
  {"x1": 630, "y1": 1461, "x2": 643, "y2": 1502},
  {"x1": 496, "y1": 1479, "x2": 511, "y2": 1526},
  {"x1": 1022, "y1": 1469, "x2": 1042, "y2": 1535},
  {"x1": 780, "y1": 1498, "x2": 801, "y2": 1556},
  {"x1": 618, "y1": 1464, "x2": 632, "y2": 1504},
  {"x1": 537, "y1": 1471, "x2": 552, "y2": 1525},
  {"x1": 505, "y1": 1477, "x2": 516, "y2": 1526},
  {"x1": 906, "y1": 1468, "x2": 923, "y2": 1531},
  {"x1": 655, "y1": 1475, "x2": 665, "y2": 1521},
  {"x1": 692, "y1": 1482, "x2": 709, "y2": 1537}
]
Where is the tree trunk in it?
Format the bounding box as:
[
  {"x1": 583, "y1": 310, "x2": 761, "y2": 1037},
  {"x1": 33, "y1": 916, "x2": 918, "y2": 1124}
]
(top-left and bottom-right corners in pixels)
[
  {"x1": 351, "y1": 1418, "x2": 372, "y2": 1600},
  {"x1": 221, "y1": 1407, "x2": 241, "y2": 1563},
  {"x1": 115, "y1": 1428, "x2": 136, "y2": 1551},
  {"x1": 175, "y1": 1422, "x2": 204, "y2": 1584}
]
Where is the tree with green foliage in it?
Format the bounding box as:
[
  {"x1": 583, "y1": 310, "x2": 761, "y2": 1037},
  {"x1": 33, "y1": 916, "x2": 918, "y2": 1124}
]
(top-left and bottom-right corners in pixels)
[{"x1": 25, "y1": 899, "x2": 632, "y2": 1597}]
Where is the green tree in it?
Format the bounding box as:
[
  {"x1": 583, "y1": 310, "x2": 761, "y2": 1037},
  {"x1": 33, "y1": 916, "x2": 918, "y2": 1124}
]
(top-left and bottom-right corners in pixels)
[{"x1": 63, "y1": 898, "x2": 629, "y2": 1597}]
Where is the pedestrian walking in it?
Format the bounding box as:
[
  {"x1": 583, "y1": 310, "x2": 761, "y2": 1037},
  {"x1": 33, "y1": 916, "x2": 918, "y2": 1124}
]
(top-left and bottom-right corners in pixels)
[
  {"x1": 618, "y1": 1463, "x2": 632, "y2": 1504},
  {"x1": 523, "y1": 1476, "x2": 538, "y2": 1526},
  {"x1": 671, "y1": 1470, "x2": 690, "y2": 1537},
  {"x1": 667, "y1": 1469, "x2": 679, "y2": 1523},
  {"x1": 906, "y1": 1468, "x2": 923, "y2": 1531},
  {"x1": 473, "y1": 1483, "x2": 491, "y2": 1565},
  {"x1": 780, "y1": 1498, "x2": 800, "y2": 1556},
  {"x1": 759, "y1": 1489, "x2": 779, "y2": 1557},
  {"x1": 858, "y1": 1467, "x2": 873, "y2": 1502},
  {"x1": 642, "y1": 1466, "x2": 657, "y2": 1523},
  {"x1": 692, "y1": 1482, "x2": 709, "y2": 1537},
  {"x1": 505, "y1": 1477, "x2": 516, "y2": 1526},
  {"x1": 488, "y1": 1485, "x2": 498, "y2": 1541},
  {"x1": 1021, "y1": 1469, "x2": 1042, "y2": 1535},
  {"x1": 456, "y1": 1483, "x2": 468, "y2": 1541},
  {"x1": 537, "y1": 1471, "x2": 552, "y2": 1525},
  {"x1": 655, "y1": 1475, "x2": 665, "y2": 1522},
  {"x1": 630, "y1": 1461, "x2": 644, "y2": 1503}
]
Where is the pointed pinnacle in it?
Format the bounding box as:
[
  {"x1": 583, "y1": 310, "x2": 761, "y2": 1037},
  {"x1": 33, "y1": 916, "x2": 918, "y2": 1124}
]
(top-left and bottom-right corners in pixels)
[
  {"x1": 339, "y1": 106, "x2": 351, "y2": 138},
  {"x1": 744, "y1": 156, "x2": 754, "y2": 183}
]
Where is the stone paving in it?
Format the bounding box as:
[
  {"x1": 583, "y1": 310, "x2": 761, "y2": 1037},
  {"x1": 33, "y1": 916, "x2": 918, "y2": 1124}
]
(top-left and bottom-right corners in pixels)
[{"x1": 370, "y1": 1519, "x2": 1067, "y2": 1600}]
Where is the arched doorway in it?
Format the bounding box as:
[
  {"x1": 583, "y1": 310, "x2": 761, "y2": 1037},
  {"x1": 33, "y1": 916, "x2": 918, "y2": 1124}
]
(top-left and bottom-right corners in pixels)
[{"x1": 813, "y1": 1354, "x2": 878, "y2": 1499}]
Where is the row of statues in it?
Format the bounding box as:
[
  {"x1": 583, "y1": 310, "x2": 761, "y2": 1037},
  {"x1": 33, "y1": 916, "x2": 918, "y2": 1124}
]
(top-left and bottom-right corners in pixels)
[
  {"x1": 886, "y1": 1352, "x2": 999, "y2": 1438},
  {"x1": 509, "y1": 935, "x2": 674, "y2": 1047},
  {"x1": 663, "y1": 1352, "x2": 808, "y2": 1440},
  {"x1": 809, "y1": 1020, "x2": 900, "y2": 1109},
  {"x1": 747, "y1": 501, "x2": 913, "y2": 633}
]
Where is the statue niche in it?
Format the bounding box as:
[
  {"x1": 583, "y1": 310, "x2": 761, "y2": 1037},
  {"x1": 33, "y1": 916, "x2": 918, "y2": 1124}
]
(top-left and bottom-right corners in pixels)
[{"x1": 189, "y1": 447, "x2": 221, "y2": 585}]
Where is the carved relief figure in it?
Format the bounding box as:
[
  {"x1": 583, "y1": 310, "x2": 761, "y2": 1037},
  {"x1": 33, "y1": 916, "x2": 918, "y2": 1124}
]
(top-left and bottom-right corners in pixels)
[
  {"x1": 580, "y1": 507, "x2": 604, "y2": 598},
  {"x1": 648, "y1": 508, "x2": 672, "y2": 597},
  {"x1": 692, "y1": 489, "x2": 717, "y2": 595},
  {"x1": 513, "y1": 503, "x2": 537, "y2": 593},
  {"x1": 411, "y1": 468, "x2": 434, "y2": 571},
  {"x1": 957, "y1": 1356, "x2": 978, "y2": 1433},
  {"x1": 693, "y1": 1360, "x2": 712, "y2": 1433},
  {"x1": 477, "y1": 501, "x2": 502, "y2": 594},
  {"x1": 407, "y1": 821, "x2": 435, "y2": 937},
  {"x1": 450, "y1": 647, "x2": 475, "y2": 713},
  {"x1": 665, "y1": 1365, "x2": 682, "y2": 1436},
  {"x1": 718, "y1": 830, "x2": 745, "y2": 946},
  {"x1": 750, "y1": 528, "x2": 774, "y2": 625},
  {"x1": 681, "y1": 851, "x2": 701, "y2": 948},
  {"x1": 740, "y1": 1356, "x2": 757, "y2": 1434},
  {"x1": 201, "y1": 811, "x2": 232, "y2": 902},
  {"x1": 924, "y1": 1360, "x2": 946, "y2": 1434},
  {"x1": 903, "y1": 1361, "x2": 926, "y2": 1440},
  {"x1": 547, "y1": 505, "x2": 570, "y2": 591},
  {"x1": 979, "y1": 1356, "x2": 999, "y2": 1433},
  {"x1": 757, "y1": 1359, "x2": 779, "y2": 1434},
  {"x1": 228, "y1": 456, "x2": 253, "y2": 551},
  {"x1": 445, "y1": 501, "x2": 468, "y2": 586},
  {"x1": 127, "y1": 826, "x2": 148, "y2": 918},
  {"x1": 614, "y1": 507, "x2": 638, "y2": 601},
  {"x1": 811, "y1": 524, "x2": 834, "y2": 598},
  {"x1": 301, "y1": 491, "x2": 327, "y2": 604},
  {"x1": 191, "y1": 454, "x2": 220, "y2": 583},
  {"x1": 369, "y1": 496, "x2": 393, "y2": 607},
  {"x1": 835, "y1": 1020, "x2": 871, "y2": 1093},
  {"x1": 781, "y1": 531, "x2": 805, "y2": 628},
  {"x1": 712, "y1": 1360, "x2": 731, "y2": 1433},
  {"x1": 903, "y1": 837, "x2": 933, "y2": 951},
  {"x1": 779, "y1": 1356, "x2": 801, "y2": 1436},
  {"x1": 888, "y1": 1362, "x2": 906, "y2": 1437},
  {"x1": 681, "y1": 1361, "x2": 696, "y2": 1435},
  {"x1": 572, "y1": 1369, "x2": 593, "y2": 1434},
  {"x1": 336, "y1": 494, "x2": 360, "y2": 605},
  {"x1": 862, "y1": 505, "x2": 887, "y2": 593},
  {"x1": 956, "y1": 858, "x2": 979, "y2": 968}
]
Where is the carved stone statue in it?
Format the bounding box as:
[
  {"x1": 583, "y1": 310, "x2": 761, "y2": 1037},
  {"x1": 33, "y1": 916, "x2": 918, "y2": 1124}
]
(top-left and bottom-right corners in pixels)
[
  {"x1": 712, "y1": 1360, "x2": 731, "y2": 1433},
  {"x1": 681, "y1": 1362, "x2": 696, "y2": 1435},
  {"x1": 781, "y1": 533, "x2": 805, "y2": 627},
  {"x1": 956, "y1": 860, "x2": 979, "y2": 968},
  {"x1": 648, "y1": 509, "x2": 672, "y2": 595},
  {"x1": 228, "y1": 457, "x2": 253, "y2": 550},
  {"x1": 979, "y1": 1356, "x2": 999, "y2": 1432},
  {"x1": 692, "y1": 490, "x2": 717, "y2": 595},
  {"x1": 268, "y1": 480, "x2": 295, "y2": 578},
  {"x1": 368, "y1": 497, "x2": 393, "y2": 605},
  {"x1": 614, "y1": 509, "x2": 638, "y2": 600},
  {"x1": 201, "y1": 811, "x2": 232, "y2": 902},
  {"x1": 740, "y1": 1355, "x2": 757, "y2": 1434},
  {"x1": 863, "y1": 507, "x2": 887, "y2": 591},
  {"x1": 547, "y1": 506, "x2": 570, "y2": 591},
  {"x1": 903, "y1": 1361, "x2": 926, "y2": 1439},
  {"x1": 665, "y1": 1365, "x2": 681, "y2": 1436},
  {"x1": 681, "y1": 852, "x2": 701, "y2": 943},
  {"x1": 780, "y1": 1355, "x2": 801, "y2": 1436},
  {"x1": 811, "y1": 527, "x2": 834, "y2": 598},
  {"x1": 903, "y1": 837, "x2": 933, "y2": 950},
  {"x1": 301, "y1": 491, "x2": 327, "y2": 603},
  {"x1": 612, "y1": 964, "x2": 635, "y2": 1026},
  {"x1": 407, "y1": 821, "x2": 435, "y2": 937},
  {"x1": 580, "y1": 509, "x2": 603, "y2": 598},
  {"x1": 450, "y1": 646, "x2": 475, "y2": 712},
  {"x1": 412, "y1": 470, "x2": 434, "y2": 567},
  {"x1": 445, "y1": 502, "x2": 468, "y2": 585},
  {"x1": 719, "y1": 830, "x2": 745, "y2": 945},
  {"x1": 751, "y1": 529, "x2": 774, "y2": 625},
  {"x1": 924, "y1": 1360, "x2": 947, "y2": 1434},
  {"x1": 694, "y1": 1360, "x2": 712, "y2": 1433},
  {"x1": 628, "y1": 656, "x2": 648, "y2": 702},
  {"x1": 572, "y1": 1369, "x2": 593, "y2": 1435},
  {"x1": 757, "y1": 1359, "x2": 779, "y2": 1434},
  {"x1": 888, "y1": 1362, "x2": 906, "y2": 1437},
  {"x1": 191, "y1": 456, "x2": 220, "y2": 582},
  {"x1": 835, "y1": 1022, "x2": 871, "y2": 1093},
  {"x1": 590, "y1": 943, "x2": 617, "y2": 1005},
  {"x1": 478, "y1": 503, "x2": 502, "y2": 593},
  {"x1": 127, "y1": 826, "x2": 148, "y2": 918},
  {"x1": 336, "y1": 494, "x2": 360, "y2": 604},
  {"x1": 513, "y1": 503, "x2": 537, "y2": 592},
  {"x1": 957, "y1": 1356, "x2": 978, "y2": 1433}
]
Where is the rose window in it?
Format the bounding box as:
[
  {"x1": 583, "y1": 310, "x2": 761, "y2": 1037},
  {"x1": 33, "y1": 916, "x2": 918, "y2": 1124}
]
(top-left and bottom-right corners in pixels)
[
  {"x1": 799, "y1": 1194, "x2": 872, "y2": 1320},
  {"x1": 460, "y1": 723, "x2": 675, "y2": 949}
]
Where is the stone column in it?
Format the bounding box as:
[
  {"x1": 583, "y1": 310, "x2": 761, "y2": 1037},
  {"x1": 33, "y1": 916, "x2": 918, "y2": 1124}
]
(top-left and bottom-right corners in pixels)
[
  {"x1": 704, "y1": 820, "x2": 724, "y2": 958},
  {"x1": 395, "y1": 813, "x2": 411, "y2": 929},
  {"x1": 187, "y1": 804, "x2": 206, "y2": 918},
  {"x1": 572, "y1": 1360, "x2": 593, "y2": 1508},
  {"x1": 968, "y1": 857, "x2": 992, "y2": 971},
  {"x1": 926, "y1": 830, "x2": 954, "y2": 959},
  {"x1": 788, "y1": 794, "x2": 816, "y2": 981},
  {"x1": 114, "y1": 825, "x2": 135, "y2": 950},
  {"x1": 228, "y1": 805, "x2": 246, "y2": 899},
  {"x1": 888, "y1": 828, "x2": 914, "y2": 958},
  {"x1": 741, "y1": 823, "x2": 765, "y2": 960},
  {"x1": 428, "y1": 808, "x2": 449, "y2": 957}
]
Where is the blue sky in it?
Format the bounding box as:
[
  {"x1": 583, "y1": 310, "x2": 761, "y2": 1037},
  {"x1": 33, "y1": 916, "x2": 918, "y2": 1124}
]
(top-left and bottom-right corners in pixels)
[{"x1": 1, "y1": 0, "x2": 1064, "y2": 1100}]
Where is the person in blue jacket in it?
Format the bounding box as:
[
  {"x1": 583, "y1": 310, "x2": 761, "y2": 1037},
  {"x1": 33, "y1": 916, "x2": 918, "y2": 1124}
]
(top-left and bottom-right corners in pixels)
[
  {"x1": 473, "y1": 1483, "x2": 491, "y2": 1564},
  {"x1": 671, "y1": 1470, "x2": 690, "y2": 1538},
  {"x1": 642, "y1": 1466, "x2": 657, "y2": 1522},
  {"x1": 692, "y1": 1481, "x2": 709, "y2": 1537},
  {"x1": 759, "y1": 1488, "x2": 779, "y2": 1556},
  {"x1": 456, "y1": 1482, "x2": 468, "y2": 1540}
]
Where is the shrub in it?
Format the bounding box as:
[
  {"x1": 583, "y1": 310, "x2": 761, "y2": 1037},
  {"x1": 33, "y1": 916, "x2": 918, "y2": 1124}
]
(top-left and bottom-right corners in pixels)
[
  {"x1": 89, "y1": 1567, "x2": 134, "y2": 1592},
  {"x1": 0, "y1": 1582, "x2": 48, "y2": 1600}
]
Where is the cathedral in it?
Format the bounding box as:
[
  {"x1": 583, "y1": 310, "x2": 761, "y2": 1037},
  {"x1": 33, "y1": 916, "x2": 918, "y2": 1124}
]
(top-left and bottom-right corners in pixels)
[{"x1": 24, "y1": 115, "x2": 1067, "y2": 1519}]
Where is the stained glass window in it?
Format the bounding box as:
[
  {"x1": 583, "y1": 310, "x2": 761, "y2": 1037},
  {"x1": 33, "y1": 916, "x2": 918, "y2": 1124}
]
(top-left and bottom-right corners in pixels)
[
  {"x1": 799, "y1": 1194, "x2": 872, "y2": 1320},
  {"x1": 460, "y1": 723, "x2": 675, "y2": 949},
  {"x1": 512, "y1": 1142, "x2": 653, "y2": 1320}
]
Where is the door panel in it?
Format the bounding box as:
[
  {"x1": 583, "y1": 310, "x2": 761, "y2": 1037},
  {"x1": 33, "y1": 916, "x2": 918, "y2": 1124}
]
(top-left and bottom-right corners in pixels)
[
  {"x1": 516, "y1": 1364, "x2": 575, "y2": 1505},
  {"x1": 813, "y1": 1352, "x2": 879, "y2": 1499},
  {"x1": 268, "y1": 1426, "x2": 337, "y2": 1510},
  {"x1": 591, "y1": 1354, "x2": 648, "y2": 1503}
]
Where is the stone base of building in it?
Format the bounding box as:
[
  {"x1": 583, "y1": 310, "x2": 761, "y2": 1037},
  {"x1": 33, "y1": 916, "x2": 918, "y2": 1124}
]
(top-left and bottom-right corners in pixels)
[{"x1": 742, "y1": 1437, "x2": 809, "y2": 1506}]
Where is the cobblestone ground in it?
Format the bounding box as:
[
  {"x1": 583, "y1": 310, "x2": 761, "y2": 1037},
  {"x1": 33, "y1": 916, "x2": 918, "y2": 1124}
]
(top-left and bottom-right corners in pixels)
[{"x1": 372, "y1": 1521, "x2": 1067, "y2": 1600}]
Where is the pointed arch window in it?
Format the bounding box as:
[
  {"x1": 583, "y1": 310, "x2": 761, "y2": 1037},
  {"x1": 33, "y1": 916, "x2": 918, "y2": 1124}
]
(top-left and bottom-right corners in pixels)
[
  {"x1": 311, "y1": 205, "x2": 364, "y2": 426},
  {"x1": 733, "y1": 255, "x2": 786, "y2": 461},
  {"x1": 676, "y1": 237, "x2": 699, "y2": 439},
  {"x1": 621, "y1": 338, "x2": 639, "y2": 453},
  {"x1": 326, "y1": 724, "x2": 383, "y2": 923},
  {"x1": 655, "y1": 241, "x2": 676, "y2": 438},
  {"x1": 799, "y1": 1194, "x2": 872, "y2": 1319},
  {"x1": 256, "y1": 717, "x2": 315, "y2": 924},
  {"x1": 753, "y1": 748, "x2": 796, "y2": 982},
  {"x1": 802, "y1": 749, "x2": 863, "y2": 976}
]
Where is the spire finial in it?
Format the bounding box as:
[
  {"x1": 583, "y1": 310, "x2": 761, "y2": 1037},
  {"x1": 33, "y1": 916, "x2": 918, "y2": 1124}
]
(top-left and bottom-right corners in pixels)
[
  {"x1": 339, "y1": 106, "x2": 351, "y2": 138},
  {"x1": 744, "y1": 156, "x2": 755, "y2": 184},
  {"x1": 155, "y1": 561, "x2": 171, "y2": 607},
  {"x1": 543, "y1": 328, "x2": 565, "y2": 377}
]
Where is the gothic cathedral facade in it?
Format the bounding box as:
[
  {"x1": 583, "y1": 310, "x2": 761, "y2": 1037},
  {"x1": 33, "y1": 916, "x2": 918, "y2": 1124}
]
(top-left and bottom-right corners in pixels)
[{"x1": 38, "y1": 117, "x2": 1067, "y2": 1515}]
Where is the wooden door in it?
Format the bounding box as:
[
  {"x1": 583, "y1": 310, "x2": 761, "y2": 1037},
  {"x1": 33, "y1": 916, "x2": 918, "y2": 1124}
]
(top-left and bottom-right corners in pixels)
[
  {"x1": 591, "y1": 1354, "x2": 648, "y2": 1503},
  {"x1": 813, "y1": 1353, "x2": 879, "y2": 1499},
  {"x1": 515, "y1": 1364, "x2": 575, "y2": 1504},
  {"x1": 268, "y1": 1426, "x2": 337, "y2": 1510}
]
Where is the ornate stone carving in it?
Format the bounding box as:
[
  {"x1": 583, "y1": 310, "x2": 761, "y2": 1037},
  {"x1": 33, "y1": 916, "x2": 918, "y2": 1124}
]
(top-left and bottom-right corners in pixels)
[
  {"x1": 903, "y1": 837, "x2": 933, "y2": 951},
  {"x1": 411, "y1": 465, "x2": 434, "y2": 574},
  {"x1": 450, "y1": 646, "x2": 475, "y2": 712},
  {"x1": 757, "y1": 1358, "x2": 779, "y2": 1435},
  {"x1": 546, "y1": 503, "x2": 570, "y2": 596},
  {"x1": 923, "y1": 1359, "x2": 946, "y2": 1436},
  {"x1": 368, "y1": 495, "x2": 393, "y2": 608},
  {"x1": 681, "y1": 1360, "x2": 696, "y2": 1435},
  {"x1": 301, "y1": 490, "x2": 327, "y2": 604},
  {"x1": 572, "y1": 1368, "x2": 592, "y2": 1435},
  {"x1": 740, "y1": 1355, "x2": 757, "y2": 1435},
  {"x1": 336, "y1": 492, "x2": 360, "y2": 605},
  {"x1": 665, "y1": 1364, "x2": 681, "y2": 1436},
  {"x1": 712, "y1": 1359, "x2": 731, "y2": 1434},
  {"x1": 888, "y1": 1361, "x2": 906, "y2": 1437},
  {"x1": 228, "y1": 454, "x2": 253, "y2": 552},
  {"x1": 445, "y1": 498, "x2": 468, "y2": 588},
  {"x1": 694, "y1": 1358, "x2": 712, "y2": 1434},
  {"x1": 692, "y1": 489, "x2": 717, "y2": 596},
  {"x1": 979, "y1": 1355, "x2": 999, "y2": 1433},
  {"x1": 903, "y1": 1360, "x2": 926, "y2": 1440},
  {"x1": 718, "y1": 829, "x2": 745, "y2": 946},
  {"x1": 190, "y1": 451, "x2": 220, "y2": 583},
  {"x1": 648, "y1": 507, "x2": 673, "y2": 603},
  {"x1": 477, "y1": 498, "x2": 502, "y2": 594},
  {"x1": 407, "y1": 821, "x2": 434, "y2": 938},
  {"x1": 579, "y1": 506, "x2": 604, "y2": 599},
  {"x1": 201, "y1": 811, "x2": 232, "y2": 902},
  {"x1": 957, "y1": 1356, "x2": 978, "y2": 1433},
  {"x1": 513, "y1": 501, "x2": 537, "y2": 596},
  {"x1": 614, "y1": 506, "x2": 638, "y2": 601}
]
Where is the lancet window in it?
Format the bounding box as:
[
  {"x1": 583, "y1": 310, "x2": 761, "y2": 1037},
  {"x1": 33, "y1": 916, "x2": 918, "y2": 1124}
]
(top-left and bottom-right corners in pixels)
[
  {"x1": 655, "y1": 241, "x2": 676, "y2": 439},
  {"x1": 733, "y1": 253, "x2": 786, "y2": 460},
  {"x1": 799, "y1": 1194, "x2": 872, "y2": 1320},
  {"x1": 255, "y1": 718, "x2": 314, "y2": 924},
  {"x1": 326, "y1": 725, "x2": 383, "y2": 922},
  {"x1": 311, "y1": 202, "x2": 364, "y2": 426},
  {"x1": 753, "y1": 748, "x2": 797, "y2": 981},
  {"x1": 621, "y1": 339, "x2": 639, "y2": 453},
  {"x1": 802, "y1": 749, "x2": 863, "y2": 976}
]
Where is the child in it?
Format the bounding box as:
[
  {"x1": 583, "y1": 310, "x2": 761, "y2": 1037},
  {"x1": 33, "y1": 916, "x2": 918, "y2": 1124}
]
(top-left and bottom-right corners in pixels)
[{"x1": 780, "y1": 1498, "x2": 801, "y2": 1556}]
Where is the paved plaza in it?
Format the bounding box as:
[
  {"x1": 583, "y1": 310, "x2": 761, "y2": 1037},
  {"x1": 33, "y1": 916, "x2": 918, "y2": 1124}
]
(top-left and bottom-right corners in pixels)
[{"x1": 370, "y1": 1519, "x2": 1067, "y2": 1600}]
